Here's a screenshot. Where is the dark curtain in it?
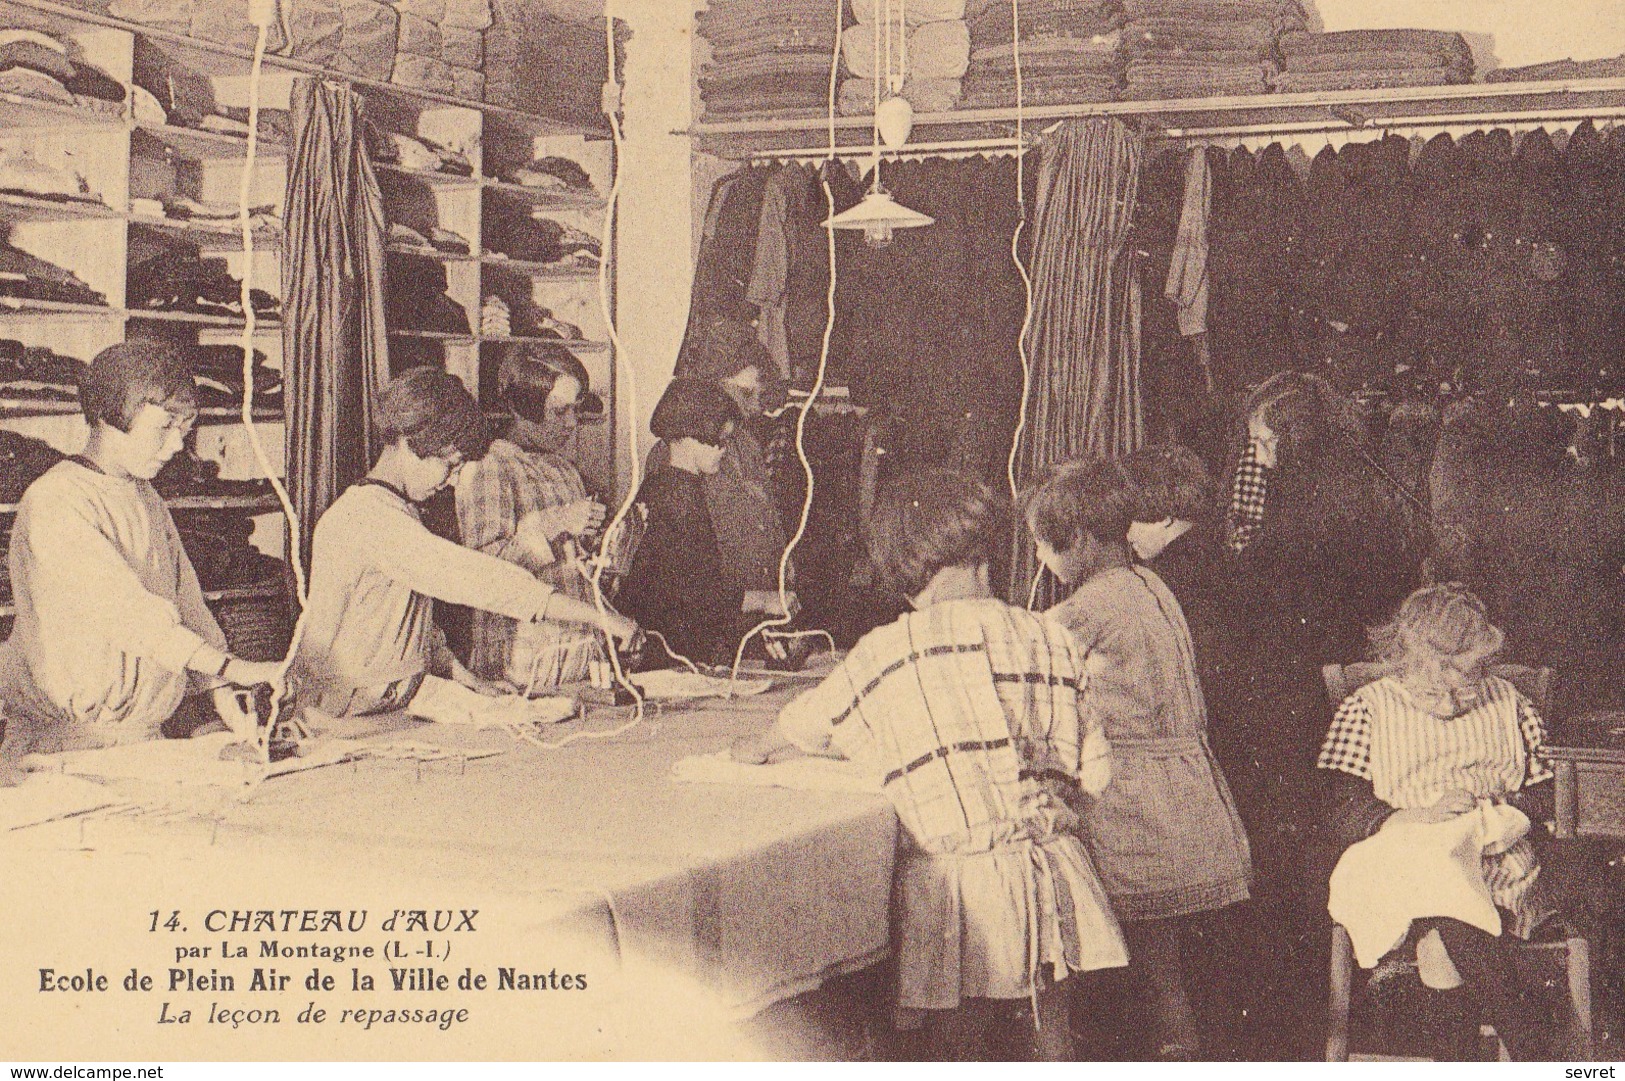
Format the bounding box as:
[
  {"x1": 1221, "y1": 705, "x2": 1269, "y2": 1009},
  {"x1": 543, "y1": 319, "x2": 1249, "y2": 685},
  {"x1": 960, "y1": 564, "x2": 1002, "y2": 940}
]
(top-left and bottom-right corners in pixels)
[
  {"x1": 283, "y1": 78, "x2": 391, "y2": 570},
  {"x1": 1008, "y1": 118, "x2": 1146, "y2": 604}
]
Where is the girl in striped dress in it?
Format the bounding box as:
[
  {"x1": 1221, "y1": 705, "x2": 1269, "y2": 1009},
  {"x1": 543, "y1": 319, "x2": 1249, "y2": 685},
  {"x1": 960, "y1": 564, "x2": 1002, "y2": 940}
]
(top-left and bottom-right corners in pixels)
[
  {"x1": 1318, "y1": 583, "x2": 1556, "y2": 1060},
  {"x1": 733, "y1": 469, "x2": 1127, "y2": 1060}
]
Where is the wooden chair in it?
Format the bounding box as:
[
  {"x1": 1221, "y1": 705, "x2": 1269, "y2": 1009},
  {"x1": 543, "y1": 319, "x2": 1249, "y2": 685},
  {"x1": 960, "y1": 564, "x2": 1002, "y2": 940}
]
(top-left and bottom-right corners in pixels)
[{"x1": 1320, "y1": 663, "x2": 1593, "y2": 1061}]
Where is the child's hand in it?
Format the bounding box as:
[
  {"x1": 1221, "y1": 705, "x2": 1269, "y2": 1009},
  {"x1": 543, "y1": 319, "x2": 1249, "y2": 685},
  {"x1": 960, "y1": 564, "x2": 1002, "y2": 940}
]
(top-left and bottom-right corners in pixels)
[
  {"x1": 729, "y1": 734, "x2": 773, "y2": 764},
  {"x1": 1435, "y1": 788, "x2": 1478, "y2": 816}
]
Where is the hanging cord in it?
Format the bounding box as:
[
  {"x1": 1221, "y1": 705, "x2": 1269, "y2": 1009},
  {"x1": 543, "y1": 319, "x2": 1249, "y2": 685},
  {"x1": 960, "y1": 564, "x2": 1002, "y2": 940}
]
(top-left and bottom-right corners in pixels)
[
  {"x1": 722, "y1": 0, "x2": 845, "y2": 689},
  {"x1": 1005, "y1": 0, "x2": 1040, "y2": 614},
  {"x1": 234, "y1": 9, "x2": 308, "y2": 781}
]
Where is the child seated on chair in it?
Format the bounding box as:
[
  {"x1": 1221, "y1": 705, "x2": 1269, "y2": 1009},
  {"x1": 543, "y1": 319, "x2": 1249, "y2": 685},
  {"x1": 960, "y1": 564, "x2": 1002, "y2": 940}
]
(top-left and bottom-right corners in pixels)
[
  {"x1": 291, "y1": 367, "x2": 637, "y2": 722},
  {"x1": 731, "y1": 468, "x2": 1128, "y2": 1061},
  {"x1": 1318, "y1": 582, "x2": 1556, "y2": 1060}
]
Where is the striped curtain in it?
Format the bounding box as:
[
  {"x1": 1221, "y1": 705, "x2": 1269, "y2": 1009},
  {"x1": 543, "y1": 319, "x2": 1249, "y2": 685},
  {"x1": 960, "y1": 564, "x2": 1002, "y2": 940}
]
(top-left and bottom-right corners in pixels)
[{"x1": 1009, "y1": 118, "x2": 1146, "y2": 605}]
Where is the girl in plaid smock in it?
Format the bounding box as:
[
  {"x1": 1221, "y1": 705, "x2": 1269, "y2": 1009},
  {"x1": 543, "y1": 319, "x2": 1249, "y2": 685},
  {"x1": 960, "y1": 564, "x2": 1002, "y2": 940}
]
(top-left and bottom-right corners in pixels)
[
  {"x1": 455, "y1": 346, "x2": 604, "y2": 689},
  {"x1": 734, "y1": 470, "x2": 1127, "y2": 1060},
  {"x1": 1318, "y1": 583, "x2": 1556, "y2": 1060}
]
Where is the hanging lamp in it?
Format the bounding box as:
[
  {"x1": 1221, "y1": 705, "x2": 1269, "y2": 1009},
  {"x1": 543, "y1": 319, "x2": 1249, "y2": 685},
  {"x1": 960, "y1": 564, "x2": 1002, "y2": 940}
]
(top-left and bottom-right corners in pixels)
[{"x1": 824, "y1": 0, "x2": 932, "y2": 248}]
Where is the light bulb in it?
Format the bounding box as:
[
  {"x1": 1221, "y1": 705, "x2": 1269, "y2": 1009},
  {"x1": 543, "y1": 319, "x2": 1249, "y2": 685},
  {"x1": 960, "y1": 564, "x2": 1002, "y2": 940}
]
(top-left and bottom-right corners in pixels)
[{"x1": 864, "y1": 221, "x2": 894, "y2": 248}]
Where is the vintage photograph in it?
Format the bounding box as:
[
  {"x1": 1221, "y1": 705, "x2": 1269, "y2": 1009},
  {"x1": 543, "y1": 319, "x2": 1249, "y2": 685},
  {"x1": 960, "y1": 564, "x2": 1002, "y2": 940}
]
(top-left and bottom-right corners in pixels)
[{"x1": 0, "y1": 0, "x2": 1621, "y2": 1065}]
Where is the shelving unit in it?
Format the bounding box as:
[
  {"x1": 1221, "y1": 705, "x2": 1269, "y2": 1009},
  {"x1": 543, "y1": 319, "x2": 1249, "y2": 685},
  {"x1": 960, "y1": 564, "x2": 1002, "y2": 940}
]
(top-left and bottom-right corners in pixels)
[{"x1": 0, "y1": 0, "x2": 621, "y2": 636}]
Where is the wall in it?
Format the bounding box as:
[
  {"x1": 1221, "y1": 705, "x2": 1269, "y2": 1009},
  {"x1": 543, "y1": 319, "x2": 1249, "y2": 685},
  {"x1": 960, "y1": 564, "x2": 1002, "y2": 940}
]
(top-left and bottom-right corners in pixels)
[
  {"x1": 1313, "y1": 0, "x2": 1625, "y2": 71},
  {"x1": 604, "y1": 0, "x2": 699, "y2": 497}
]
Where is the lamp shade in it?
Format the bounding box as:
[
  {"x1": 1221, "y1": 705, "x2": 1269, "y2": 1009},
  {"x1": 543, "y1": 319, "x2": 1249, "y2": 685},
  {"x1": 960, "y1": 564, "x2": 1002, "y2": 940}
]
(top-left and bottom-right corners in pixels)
[{"x1": 823, "y1": 189, "x2": 934, "y2": 248}]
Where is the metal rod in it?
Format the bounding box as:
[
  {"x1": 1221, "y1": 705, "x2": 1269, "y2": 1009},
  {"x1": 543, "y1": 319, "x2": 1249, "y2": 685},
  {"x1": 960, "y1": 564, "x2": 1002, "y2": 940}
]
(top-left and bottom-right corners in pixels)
[
  {"x1": 742, "y1": 135, "x2": 1034, "y2": 162},
  {"x1": 1165, "y1": 106, "x2": 1625, "y2": 141}
]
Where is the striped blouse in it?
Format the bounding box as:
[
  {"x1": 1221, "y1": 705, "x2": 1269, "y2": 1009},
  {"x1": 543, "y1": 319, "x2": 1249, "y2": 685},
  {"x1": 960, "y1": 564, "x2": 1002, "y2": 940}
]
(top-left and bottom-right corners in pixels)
[{"x1": 1317, "y1": 674, "x2": 1553, "y2": 936}]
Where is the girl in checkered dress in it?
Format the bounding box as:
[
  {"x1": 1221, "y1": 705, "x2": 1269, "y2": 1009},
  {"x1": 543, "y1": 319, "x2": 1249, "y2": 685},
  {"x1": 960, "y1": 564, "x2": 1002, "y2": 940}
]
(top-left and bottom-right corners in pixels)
[
  {"x1": 733, "y1": 469, "x2": 1127, "y2": 1060},
  {"x1": 1318, "y1": 583, "x2": 1556, "y2": 1059}
]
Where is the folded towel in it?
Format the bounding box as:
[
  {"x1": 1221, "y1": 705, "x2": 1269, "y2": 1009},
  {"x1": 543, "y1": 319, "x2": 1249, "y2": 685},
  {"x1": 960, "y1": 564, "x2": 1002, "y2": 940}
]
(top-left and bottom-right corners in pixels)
[
  {"x1": 839, "y1": 76, "x2": 962, "y2": 115},
  {"x1": 1329, "y1": 802, "x2": 1528, "y2": 984},
  {"x1": 1486, "y1": 54, "x2": 1625, "y2": 83},
  {"x1": 1273, "y1": 68, "x2": 1462, "y2": 93},
  {"x1": 439, "y1": 0, "x2": 492, "y2": 30},
  {"x1": 442, "y1": 26, "x2": 482, "y2": 68},
  {"x1": 391, "y1": 52, "x2": 455, "y2": 94},
  {"x1": 853, "y1": 0, "x2": 966, "y2": 22},
  {"x1": 1283, "y1": 49, "x2": 1472, "y2": 74},
  {"x1": 408, "y1": 676, "x2": 577, "y2": 727},
  {"x1": 1278, "y1": 28, "x2": 1470, "y2": 58},
  {"x1": 397, "y1": 12, "x2": 441, "y2": 56},
  {"x1": 844, "y1": 19, "x2": 971, "y2": 80},
  {"x1": 451, "y1": 66, "x2": 484, "y2": 101},
  {"x1": 671, "y1": 748, "x2": 881, "y2": 794},
  {"x1": 389, "y1": 0, "x2": 446, "y2": 20}
]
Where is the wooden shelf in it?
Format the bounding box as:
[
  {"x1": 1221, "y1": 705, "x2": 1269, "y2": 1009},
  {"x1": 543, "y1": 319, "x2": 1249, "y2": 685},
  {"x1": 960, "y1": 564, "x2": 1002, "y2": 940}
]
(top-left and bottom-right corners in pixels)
[
  {"x1": 692, "y1": 77, "x2": 1625, "y2": 157},
  {"x1": 130, "y1": 215, "x2": 281, "y2": 249},
  {"x1": 0, "y1": 395, "x2": 76, "y2": 415},
  {"x1": 386, "y1": 244, "x2": 477, "y2": 262},
  {"x1": 133, "y1": 122, "x2": 284, "y2": 161},
  {"x1": 0, "y1": 90, "x2": 124, "y2": 134},
  {"x1": 481, "y1": 179, "x2": 606, "y2": 212},
  {"x1": 126, "y1": 309, "x2": 281, "y2": 330},
  {"x1": 390, "y1": 329, "x2": 475, "y2": 344},
  {"x1": 1, "y1": 0, "x2": 608, "y2": 138},
  {"x1": 0, "y1": 298, "x2": 117, "y2": 320},
  {"x1": 376, "y1": 163, "x2": 480, "y2": 190},
  {"x1": 480, "y1": 335, "x2": 607, "y2": 351},
  {"x1": 0, "y1": 192, "x2": 120, "y2": 223},
  {"x1": 203, "y1": 583, "x2": 284, "y2": 603},
  {"x1": 478, "y1": 255, "x2": 600, "y2": 280}
]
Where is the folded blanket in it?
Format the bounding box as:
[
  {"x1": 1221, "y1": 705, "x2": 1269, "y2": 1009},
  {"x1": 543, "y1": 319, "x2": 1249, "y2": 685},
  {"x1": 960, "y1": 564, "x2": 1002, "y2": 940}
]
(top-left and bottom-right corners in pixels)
[
  {"x1": 451, "y1": 65, "x2": 484, "y2": 101},
  {"x1": 1486, "y1": 54, "x2": 1625, "y2": 83},
  {"x1": 839, "y1": 76, "x2": 962, "y2": 114},
  {"x1": 286, "y1": 0, "x2": 344, "y2": 64},
  {"x1": 389, "y1": 0, "x2": 446, "y2": 21},
  {"x1": 1272, "y1": 68, "x2": 1462, "y2": 93},
  {"x1": 960, "y1": 78, "x2": 1118, "y2": 106},
  {"x1": 1124, "y1": 18, "x2": 1278, "y2": 49},
  {"x1": 1123, "y1": 0, "x2": 1300, "y2": 22},
  {"x1": 329, "y1": 0, "x2": 399, "y2": 82},
  {"x1": 853, "y1": 0, "x2": 966, "y2": 23},
  {"x1": 844, "y1": 19, "x2": 970, "y2": 80},
  {"x1": 1279, "y1": 28, "x2": 1470, "y2": 58},
  {"x1": 671, "y1": 748, "x2": 881, "y2": 794},
  {"x1": 1283, "y1": 49, "x2": 1472, "y2": 74},
  {"x1": 391, "y1": 52, "x2": 455, "y2": 93},
  {"x1": 702, "y1": 54, "x2": 836, "y2": 80},
  {"x1": 109, "y1": 0, "x2": 193, "y2": 35},
  {"x1": 397, "y1": 12, "x2": 441, "y2": 56},
  {"x1": 441, "y1": 26, "x2": 482, "y2": 68},
  {"x1": 439, "y1": 0, "x2": 492, "y2": 30}
]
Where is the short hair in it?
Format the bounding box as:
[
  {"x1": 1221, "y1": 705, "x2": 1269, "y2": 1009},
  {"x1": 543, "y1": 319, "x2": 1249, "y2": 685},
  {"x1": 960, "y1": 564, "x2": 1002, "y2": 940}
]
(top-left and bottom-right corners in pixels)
[
  {"x1": 1243, "y1": 371, "x2": 1338, "y2": 471},
  {"x1": 1020, "y1": 457, "x2": 1133, "y2": 552},
  {"x1": 377, "y1": 367, "x2": 490, "y2": 461},
  {"x1": 1121, "y1": 444, "x2": 1215, "y2": 524},
  {"x1": 497, "y1": 342, "x2": 589, "y2": 423},
  {"x1": 1370, "y1": 582, "x2": 1505, "y2": 686},
  {"x1": 79, "y1": 339, "x2": 198, "y2": 432},
  {"x1": 649, "y1": 378, "x2": 740, "y2": 446},
  {"x1": 867, "y1": 468, "x2": 1005, "y2": 598},
  {"x1": 677, "y1": 314, "x2": 770, "y2": 383}
]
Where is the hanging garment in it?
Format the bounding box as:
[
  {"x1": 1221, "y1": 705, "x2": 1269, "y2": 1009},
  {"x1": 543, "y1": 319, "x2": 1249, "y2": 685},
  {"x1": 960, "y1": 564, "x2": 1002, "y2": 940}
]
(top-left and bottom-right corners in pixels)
[
  {"x1": 1166, "y1": 147, "x2": 1211, "y2": 337},
  {"x1": 1009, "y1": 119, "x2": 1144, "y2": 601},
  {"x1": 283, "y1": 78, "x2": 393, "y2": 571}
]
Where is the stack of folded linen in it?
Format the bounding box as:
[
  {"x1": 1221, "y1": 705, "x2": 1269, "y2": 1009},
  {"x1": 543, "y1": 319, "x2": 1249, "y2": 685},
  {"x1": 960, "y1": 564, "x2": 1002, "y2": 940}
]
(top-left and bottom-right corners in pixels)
[
  {"x1": 839, "y1": 0, "x2": 970, "y2": 116},
  {"x1": 387, "y1": 0, "x2": 489, "y2": 98},
  {"x1": 1486, "y1": 53, "x2": 1625, "y2": 83},
  {"x1": 0, "y1": 27, "x2": 126, "y2": 116},
  {"x1": 1120, "y1": 0, "x2": 1300, "y2": 100},
  {"x1": 486, "y1": 0, "x2": 622, "y2": 125},
  {"x1": 697, "y1": 0, "x2": 839, "y2": 120},
  {"x1": 961, "y1": 0, "x2": 1122, "y2": 108},
  {"x1": 1274, "y1": 29, "x2": 1472, "y2": 93}
]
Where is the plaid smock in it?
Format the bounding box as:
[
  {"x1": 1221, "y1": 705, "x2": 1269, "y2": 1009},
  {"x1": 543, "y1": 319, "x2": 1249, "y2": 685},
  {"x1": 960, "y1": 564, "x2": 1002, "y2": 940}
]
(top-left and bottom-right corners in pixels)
[
  {"x1": 778, "y1": 597, "x2": 1129, "y2": 1010},
  {"x1": 1317, "y1": 675, "x2": 1553, "y2": 937},
  {"x1": 455, "y1": 438, "x2": 598, "y2": 688},
  {"x1": 1051, "y1": 567, "x2": 1253, "y2": 920},
  {"x1": 1226, "y1": 443, "x2": 1269, "y2": 553}
]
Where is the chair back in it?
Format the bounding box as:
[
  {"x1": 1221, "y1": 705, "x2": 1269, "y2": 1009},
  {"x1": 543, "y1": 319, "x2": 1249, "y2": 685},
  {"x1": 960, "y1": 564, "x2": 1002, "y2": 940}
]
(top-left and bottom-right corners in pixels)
[{"x1": 1321, "y1": 662, "x2": 1553, "y2": 715}]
